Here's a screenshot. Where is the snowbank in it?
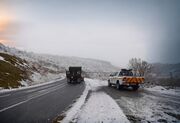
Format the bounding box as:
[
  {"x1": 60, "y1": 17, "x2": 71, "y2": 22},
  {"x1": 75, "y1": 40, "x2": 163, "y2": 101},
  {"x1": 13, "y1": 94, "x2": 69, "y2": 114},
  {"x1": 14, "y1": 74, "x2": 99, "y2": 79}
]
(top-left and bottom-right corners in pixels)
[
  {"x1": 0, "y1": 56, "x2": 5, "y2": 61},
  {"x1": 77, "y1": 92, "x2": 129, "y2": 123},
  {"x1": 61, "y1": 78, "x2": 129, "y2": 123},
  {"x1": 117, "y1": 94, "x2": 179, "y2": 123},
  {"x1": 145, "y1": 86, "x2": 180, "y2": 95},
  {"x1": 29, "y1": 72, "x2": 65, "y2": 85},
  {"x1": 114, "y1": 86, "x2": 180, "y2": 123},
  {"x1": 0, "y1": 78, "x2": 64, "y2": 94}
]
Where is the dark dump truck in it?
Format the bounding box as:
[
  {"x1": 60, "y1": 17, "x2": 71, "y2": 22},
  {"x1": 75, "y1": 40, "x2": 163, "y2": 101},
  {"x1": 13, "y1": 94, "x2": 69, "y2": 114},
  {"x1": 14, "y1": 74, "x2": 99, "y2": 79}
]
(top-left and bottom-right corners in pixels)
[{"x1": 66, "y1": 66, "x2": 84, "y2": 83}]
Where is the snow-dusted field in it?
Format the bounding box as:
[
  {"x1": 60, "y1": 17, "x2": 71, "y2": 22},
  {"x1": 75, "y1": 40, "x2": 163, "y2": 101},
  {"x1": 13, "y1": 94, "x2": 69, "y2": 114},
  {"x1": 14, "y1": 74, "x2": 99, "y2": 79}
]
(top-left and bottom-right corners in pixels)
[
  {"x1": 61, "y1": 79, "x2": 130, "y2": 123},
  {"x1": 103, "y1": 85, "x2": 180, "y2": 123},
  {"x1": 145, "y1": 86, "x2": 180, "y2": 95}
]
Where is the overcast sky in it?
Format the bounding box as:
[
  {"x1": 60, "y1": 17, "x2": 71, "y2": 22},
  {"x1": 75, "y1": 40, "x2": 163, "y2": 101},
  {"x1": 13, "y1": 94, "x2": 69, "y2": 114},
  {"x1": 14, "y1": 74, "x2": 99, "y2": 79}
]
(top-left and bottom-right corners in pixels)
[{"x1": 0, "y1": 0, "x2": 180, "y2": 67}]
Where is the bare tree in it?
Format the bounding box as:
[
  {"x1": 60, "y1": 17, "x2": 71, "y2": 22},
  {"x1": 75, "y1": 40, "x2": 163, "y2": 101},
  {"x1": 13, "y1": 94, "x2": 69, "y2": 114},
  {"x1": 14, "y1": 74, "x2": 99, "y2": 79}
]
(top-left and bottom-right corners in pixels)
[
  {"x1": 139, "y1": 60, "x2": 151, "y2": 76},
  {"x1": 128, "y1": 58, "x2": 151, "y2": 76}
]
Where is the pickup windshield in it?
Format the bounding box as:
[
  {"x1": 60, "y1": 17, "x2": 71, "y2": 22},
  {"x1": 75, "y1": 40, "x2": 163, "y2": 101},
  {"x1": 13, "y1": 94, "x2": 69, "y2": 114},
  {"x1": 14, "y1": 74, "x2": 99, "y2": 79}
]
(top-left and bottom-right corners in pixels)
[
  {"x1": 119, "y1": 69, "x2": 133, "y2": 76},
  {"x1": 110, "y1": 72, "x2": 118, "y2": 76}
]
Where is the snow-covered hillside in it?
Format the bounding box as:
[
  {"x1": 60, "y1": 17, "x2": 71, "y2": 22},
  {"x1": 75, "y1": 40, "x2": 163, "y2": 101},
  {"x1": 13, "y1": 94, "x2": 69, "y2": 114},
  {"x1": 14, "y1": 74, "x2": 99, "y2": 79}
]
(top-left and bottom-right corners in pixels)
[
  {"x1": 0, "y1": 52, "x2": 31, "y2": 89},
  {"x1": 0, "y1": 43, "x2": 118, "y2": 72},
  {"x1": 0, "y1": 43, "x2": 118, "y2": 88}
]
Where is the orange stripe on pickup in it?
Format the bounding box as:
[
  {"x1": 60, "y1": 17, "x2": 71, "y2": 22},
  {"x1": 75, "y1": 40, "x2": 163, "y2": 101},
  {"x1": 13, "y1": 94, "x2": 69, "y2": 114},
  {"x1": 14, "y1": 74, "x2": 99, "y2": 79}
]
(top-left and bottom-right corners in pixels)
[{"x1": 123, "y1": 77, "x2": 144, "y2": 84}]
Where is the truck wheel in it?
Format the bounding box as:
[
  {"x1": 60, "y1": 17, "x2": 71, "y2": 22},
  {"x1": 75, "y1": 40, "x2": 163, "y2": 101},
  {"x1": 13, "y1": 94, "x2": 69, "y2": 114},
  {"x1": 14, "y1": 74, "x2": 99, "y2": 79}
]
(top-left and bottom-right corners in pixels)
[
  {"x1": 67, "y1": 79, "x2": 71, "y2": 84},
  {"x1": 132, "y1": 85, "x2": 139, "y2": 91},
  {"x1": 77, "y1": 78, "x2": 81, "y2": 83},
  {"x1": 108, "y1": 80, "x2": 111, "y2": 87},
  {"x1": 82, "y1": 78, "x2": 84, "y2": 82},
  {"x1": 116, "y1": 82, "x2": 120, "y2": 90}
]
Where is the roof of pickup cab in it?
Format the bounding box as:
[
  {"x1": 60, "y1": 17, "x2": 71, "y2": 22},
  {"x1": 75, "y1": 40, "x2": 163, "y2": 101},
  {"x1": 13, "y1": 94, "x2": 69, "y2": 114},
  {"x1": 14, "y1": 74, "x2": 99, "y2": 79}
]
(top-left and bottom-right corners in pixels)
[
  {"x1": 121, "y1": 69, "x2": 132, "y2": 71},
  {"x1": 69, "y1": 66, "x2": 82, "y2": 71}
]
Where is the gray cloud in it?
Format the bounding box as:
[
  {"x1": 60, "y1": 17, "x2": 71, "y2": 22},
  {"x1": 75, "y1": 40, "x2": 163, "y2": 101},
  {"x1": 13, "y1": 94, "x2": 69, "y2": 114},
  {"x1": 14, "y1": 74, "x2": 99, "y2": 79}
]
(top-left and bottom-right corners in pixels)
[{"x1": 1, "y1": 0, "x2": 180, "y2": 66}]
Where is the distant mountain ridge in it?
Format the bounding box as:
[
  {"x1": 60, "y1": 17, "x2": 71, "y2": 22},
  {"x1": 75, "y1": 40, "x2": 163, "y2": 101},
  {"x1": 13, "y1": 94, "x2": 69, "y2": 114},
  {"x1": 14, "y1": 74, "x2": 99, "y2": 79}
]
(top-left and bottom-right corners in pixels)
[{"x1": 151, "y1": 63, "x2": 180, "y2": 78}]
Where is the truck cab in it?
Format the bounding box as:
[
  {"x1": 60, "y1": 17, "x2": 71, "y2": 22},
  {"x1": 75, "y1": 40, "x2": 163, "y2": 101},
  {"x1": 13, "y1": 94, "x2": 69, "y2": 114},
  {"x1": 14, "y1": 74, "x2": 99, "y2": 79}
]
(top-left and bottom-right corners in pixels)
[{"x1": 108, "y1": 69, "x2": 144, "y2": 90}]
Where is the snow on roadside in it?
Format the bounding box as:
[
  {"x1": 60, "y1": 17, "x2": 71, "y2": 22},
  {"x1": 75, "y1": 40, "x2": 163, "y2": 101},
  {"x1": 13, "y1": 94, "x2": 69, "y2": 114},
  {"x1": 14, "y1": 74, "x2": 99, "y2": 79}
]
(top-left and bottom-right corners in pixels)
[
  {"x1": 61, "y1": 78, "x2": 130, "y2": 123},
  {"x1": 117, "y1": 93, "x2": 179, "y2": 123},
  {"x1": 0, "y1": 78, "x2": 64, "y2": 94},
  {"x1": 77, "y1": 92, "x2": 129, "y2": 123},
  {"x1": 30, "y1": 72, "x2": 65, "y2": 85},
  {"x1": 145, "y1": 86, "x2": 180, "y2": 95},
  {"x1": 20, "y1": 80, "x2": 29, "y2": 87}
]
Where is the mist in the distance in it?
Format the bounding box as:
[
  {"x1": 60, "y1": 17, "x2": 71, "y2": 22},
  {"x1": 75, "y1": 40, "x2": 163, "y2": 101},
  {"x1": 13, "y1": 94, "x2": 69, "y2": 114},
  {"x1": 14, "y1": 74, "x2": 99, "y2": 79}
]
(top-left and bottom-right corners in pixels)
[{"x1": 0, "y1": 0, "x2": 180, "y2": 66}]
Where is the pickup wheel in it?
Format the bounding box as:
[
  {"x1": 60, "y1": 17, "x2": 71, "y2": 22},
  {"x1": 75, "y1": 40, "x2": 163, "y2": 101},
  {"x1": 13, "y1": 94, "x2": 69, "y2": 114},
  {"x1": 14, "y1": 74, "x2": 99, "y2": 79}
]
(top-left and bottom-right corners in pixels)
[
  {"x1": 108, "y1": 80, "x2": 112, "y2": 87},
  {"x1": 116, "y1": 82, "x2": 120, "y2": 90},
  {"x1": 67, "y1": 78, "x2": 70, "y2": 83},
  {"x1": 132, "y1": 85, "x2": 139, "y2": 91},
  {"x1": 77, "y1": 78, "x2": 81, "y2": 83}
]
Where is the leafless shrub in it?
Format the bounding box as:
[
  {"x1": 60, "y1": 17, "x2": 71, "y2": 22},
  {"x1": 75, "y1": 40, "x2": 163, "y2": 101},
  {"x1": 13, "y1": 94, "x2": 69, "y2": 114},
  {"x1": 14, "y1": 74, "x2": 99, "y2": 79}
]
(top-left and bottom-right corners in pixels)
[{"x1": 128, "y1": 58, "x2": 151, "y2": 77}]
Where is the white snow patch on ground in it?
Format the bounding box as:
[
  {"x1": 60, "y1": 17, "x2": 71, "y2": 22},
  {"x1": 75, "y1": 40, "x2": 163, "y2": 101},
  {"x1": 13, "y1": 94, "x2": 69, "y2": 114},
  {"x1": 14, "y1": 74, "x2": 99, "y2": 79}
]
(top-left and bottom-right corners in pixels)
[
  {"x1": 0, "y1": 56, "x2": 5, "y2": 61},
  {"x1": 114, "y1": 86, "x2": 180, "y2": 123},
  {"x1": 20, "y1": 80, "x2": 28, "y2": 87},
  {"x1": 77, "y1": 92, "x2": 129, "y2": 123},
  {"x1": 0, "y1": 78, "x2": 64, "y2": 94},
  {"x1": 118, "y1": 95, "x2": 176, "y2": 122},
  {"x1": 117, "y1": 92, "x2": 180, "y2": 123},
  {"x1": 145, "y1": 86, "x2": 180, "y2": 95},
  {"x1": 85, "y1": 79, "x2": 107, "y2": 91},
  {"x1": 61, "y1": 78, "x2": 129, "y2": 123},
  {"x1": 30, "y1": 72, "x2": 65, "y2": 85}
]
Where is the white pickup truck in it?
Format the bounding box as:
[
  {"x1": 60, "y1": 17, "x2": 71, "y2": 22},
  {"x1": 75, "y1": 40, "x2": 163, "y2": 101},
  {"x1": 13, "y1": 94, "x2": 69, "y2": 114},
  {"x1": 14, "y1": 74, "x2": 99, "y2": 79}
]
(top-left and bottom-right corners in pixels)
[{"x1": 108, "y1": 69, "x2": 144, "y2": 90}]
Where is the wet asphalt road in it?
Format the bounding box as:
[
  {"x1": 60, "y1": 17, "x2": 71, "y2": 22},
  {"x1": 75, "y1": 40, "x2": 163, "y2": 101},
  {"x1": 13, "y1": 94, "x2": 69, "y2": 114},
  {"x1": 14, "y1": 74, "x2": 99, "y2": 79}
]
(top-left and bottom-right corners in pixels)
[{"x1": 0, "y1": 79, "x2": 85, "y2": 123}]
